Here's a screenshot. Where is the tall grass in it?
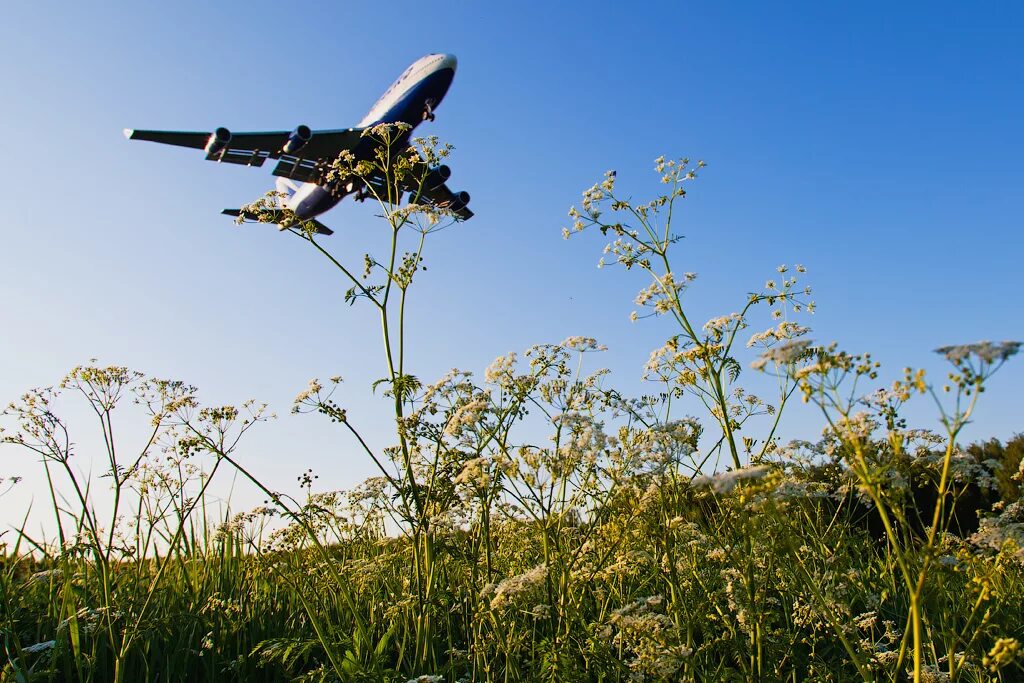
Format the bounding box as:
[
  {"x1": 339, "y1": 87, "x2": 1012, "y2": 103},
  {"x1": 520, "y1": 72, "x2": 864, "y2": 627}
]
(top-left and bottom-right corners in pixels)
[{"x1": 3, "y1": 133, "x2": 1022, "y2": 681}]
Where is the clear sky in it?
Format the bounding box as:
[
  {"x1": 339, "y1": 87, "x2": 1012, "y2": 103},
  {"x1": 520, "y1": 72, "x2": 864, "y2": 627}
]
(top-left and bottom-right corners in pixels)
[{"x1": 1, "y1": 2, "x2": 1021, "y2": 532}]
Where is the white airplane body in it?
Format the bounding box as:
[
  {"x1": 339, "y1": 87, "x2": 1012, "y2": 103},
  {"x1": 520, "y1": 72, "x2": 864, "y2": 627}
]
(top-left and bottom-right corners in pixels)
[{"x1": 125, "y1": 53, "x2": 471, "y2": 235}]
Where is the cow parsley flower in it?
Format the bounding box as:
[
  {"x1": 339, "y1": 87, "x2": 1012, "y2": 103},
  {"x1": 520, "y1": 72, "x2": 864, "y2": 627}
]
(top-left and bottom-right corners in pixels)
[{"x1": 691, "y1": 465, "x2": 770, "y2": 494}]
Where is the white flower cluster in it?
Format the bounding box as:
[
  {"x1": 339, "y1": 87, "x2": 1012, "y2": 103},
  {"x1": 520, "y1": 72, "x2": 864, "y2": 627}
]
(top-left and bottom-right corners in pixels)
[
  {"x1": 750, "y1": 340, "x2": 813, "y2": 371},
  {"x1": 293, "y1": 378, "x2": 323, "y2": 405},
  {"x1": 559, "y1": 336, "x2": 607, "y2": 352},
  {"x1": 702, "y1": 312, "x2": 743, "y2": 337},
  {"x1": 692, "y1": 465, "x2": 771, "y2": 494},
  {"x1": 22, "y1": 640, "x2": 56, "y2": 654},
  {"x1": 970, "y1": 501, "x2": 1024, "y2": 562},
  {"x1": 488, "y1": 564, "x2": 548, "y2": 610},
  {"x1": 747, "y1": 321, "x2": 811, "y2": 348},
  {"x1": 484, "y1": 352, "x2": 517, "y2": 385},
  {"x1": 443, "y1": 395, "x2": 490, "y2": 437},
  {"x1": 609, "y1": 595, "x2": 693, "y2": 679},
  {"x1": 935, "y1": 341, "x2": 1020, "y2": 364},
  {"x1": 453, "y1": 456, "x2": 491, "y2": 490}
]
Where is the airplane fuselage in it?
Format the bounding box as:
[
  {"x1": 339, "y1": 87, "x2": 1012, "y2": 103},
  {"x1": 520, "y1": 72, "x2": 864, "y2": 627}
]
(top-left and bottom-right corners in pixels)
[
  {"x1": 125, "y1": 53, "x2": 469, "y2": 230},
  {"x1": 282, "y1": 53, "x2": 457, "y2": 220}
]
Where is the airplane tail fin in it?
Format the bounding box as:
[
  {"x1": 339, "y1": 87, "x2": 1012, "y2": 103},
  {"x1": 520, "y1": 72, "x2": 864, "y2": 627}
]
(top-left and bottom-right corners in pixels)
[{"x1": 222, "y1": 208, "x2": 334, "y2": 236}]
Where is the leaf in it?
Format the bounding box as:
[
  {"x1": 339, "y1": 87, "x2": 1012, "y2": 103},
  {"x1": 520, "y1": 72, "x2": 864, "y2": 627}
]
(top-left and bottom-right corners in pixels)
[
  {"x1": 724, "y1": 357, "x2": 742, "y2": 383},
  {"x1": 373, "y1": 622, "x2": 397, "y2": 659},
  {"x1": 341, "y1": 649, "x2": 359, "y2": 674},
  {"x1": 250, "y1": 638, "x2": 319, "y2": 670},
  {"x1": 62, "y1": 594, "x2": 81, "y2": 662}
]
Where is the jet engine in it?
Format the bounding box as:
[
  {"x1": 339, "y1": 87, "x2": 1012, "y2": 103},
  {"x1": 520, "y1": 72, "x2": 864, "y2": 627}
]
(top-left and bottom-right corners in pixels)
[
  {"x1": 204, "y1": 127, "x2": 232, "y2": 157},
  {"x1": 424, "y1": 164, "x2": 451, "y2": 191},
  {"x1": 449, "y1": 190, "x2": 471, "y2": 213},
  {"x1": 282, "y1": 125, "x2": 313, "y2": 155}
]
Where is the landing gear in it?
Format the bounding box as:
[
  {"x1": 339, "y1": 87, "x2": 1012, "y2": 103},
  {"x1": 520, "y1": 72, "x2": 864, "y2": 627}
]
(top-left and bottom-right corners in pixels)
[
  {"x1": 422, "y1": 98, "x2": 436, "y2": 122},
  {"x1": 339, "y1": 179, "x2": 370, "y2": 202}
]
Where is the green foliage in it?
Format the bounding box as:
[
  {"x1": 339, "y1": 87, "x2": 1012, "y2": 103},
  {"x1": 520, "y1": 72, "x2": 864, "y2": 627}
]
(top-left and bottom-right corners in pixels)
[
  {"x1": 3, "y1": 142, "x2": 1023, "y2": 682},
  {"x1": 966, "y1": 435, "x2": 1024, "y2": 502}
]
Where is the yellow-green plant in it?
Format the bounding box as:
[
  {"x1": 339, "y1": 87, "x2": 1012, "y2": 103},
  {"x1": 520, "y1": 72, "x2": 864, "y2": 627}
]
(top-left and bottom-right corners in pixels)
[
  {"x1": 754, "y1": 339, "x2": 1021, "y2": 681},
  {"x1": 3, "y1": 144, "x2": 1022, "y2": 683},
  {"x1": 1, "y1": 367, "x2": 266, "y2": 682},
  {"x1": 563, "y1": 159, "x2": 814, "y2": 471},
  {"x1": 237, "y1": 123, "x2": 480, "y2": 675}
]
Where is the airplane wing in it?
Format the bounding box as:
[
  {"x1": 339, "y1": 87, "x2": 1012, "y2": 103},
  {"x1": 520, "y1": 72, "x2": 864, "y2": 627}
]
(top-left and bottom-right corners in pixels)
[
  {"x1": 126, "y1": 126, "x2": 473, "y2": 219},
  {"x1": 221, "y1": 208, "x2": 334, "y2": 236},
  {"x1": 124, "y1": 127, "x2": 364, "y2": 178}
]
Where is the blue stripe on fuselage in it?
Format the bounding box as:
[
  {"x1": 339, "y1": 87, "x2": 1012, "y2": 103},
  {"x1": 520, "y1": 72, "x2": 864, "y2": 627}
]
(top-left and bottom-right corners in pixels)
[
  {"x1": 293, "y1": 186, "x2": 340, "y2": 219},
  {"x1": 379, "y1": 67, "x2": 455, "y2": 126},
  {"x1": 296, "y1": 67, "x2": 455, "y2": 219}
]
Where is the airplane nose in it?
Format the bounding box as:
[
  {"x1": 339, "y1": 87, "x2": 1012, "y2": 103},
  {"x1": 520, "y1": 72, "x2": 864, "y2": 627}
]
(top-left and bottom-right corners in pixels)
[{"x1": 439, "y1": 53, "x2": 457, "y2": 71}]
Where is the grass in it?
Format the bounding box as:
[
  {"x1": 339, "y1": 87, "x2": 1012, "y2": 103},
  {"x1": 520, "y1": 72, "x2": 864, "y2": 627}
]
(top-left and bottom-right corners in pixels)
[{"x1": 3, "y1": 131, "x2": 1023, "y2": 682}]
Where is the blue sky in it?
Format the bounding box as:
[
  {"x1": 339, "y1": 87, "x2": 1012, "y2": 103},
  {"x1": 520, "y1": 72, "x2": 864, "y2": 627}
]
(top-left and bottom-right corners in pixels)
[{"x1": 1, "y1": 2, "x2": 1021, "y2": 531}]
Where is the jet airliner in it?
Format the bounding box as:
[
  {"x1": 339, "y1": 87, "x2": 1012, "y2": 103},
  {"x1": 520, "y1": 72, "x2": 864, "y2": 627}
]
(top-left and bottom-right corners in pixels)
[{"x1": 125, "y1": 53, "x2": 471, "y2": 236}]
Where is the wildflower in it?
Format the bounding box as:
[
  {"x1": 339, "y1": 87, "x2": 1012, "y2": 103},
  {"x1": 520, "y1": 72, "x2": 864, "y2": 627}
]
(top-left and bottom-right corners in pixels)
[
  {"x1": 984, "y1": 638, "x2": 1021, "y2": 671},
  {"x1": 854, "y1": 611, "x2": 877, "y2": 630},
  {"x1": 443, "y1": 396, "x2": 489, "y2": 436},
  {"x1": 750, "y1": 340, "x2": 813, "y2": 370},
  {"x1": 916, "y1": 664, "x2": 951, "y2": 682},
  {"x1": 935, "y1": 341, "x2": 1020, "y2": 364},
  {"x1": 559, "y1": 336, "x2": 607, "y2": 352},
  {"x1": 293, "y1": 379, "x2": 322, "y2": 404},
  {"x1": 601, "y1": 169, "x2": 616, "y2": 192},
  {"x1": 747, "y1": 321, "x2": 810, "y2": 348},
  {"x1": 530, "y1": 604, "x2": 552, "y2": 619},
  {"x1": 691, "y1": 465, "x2": 770, "y2": 494},
  {"x1": 700, "y1": 313, "x2": 741, "y2": 339},
  {"x1": 28, "y1": 569, "x2": 62, "y2": 584},
  {"x1": 22, "y1": 640, "x2": 56, "y2": 654},
  {"x1": 484, "y1": 352, "x2": 517, "y2": 384},
  {"x1": 969, "y1": 501, "x2": 1024, "y2": 561},
  {"x1": 490, "y1": 565, "x2": 547, "y2": 609},
  {"x1": 454, "y1": 457, "x2": 491, "y2": 489}
]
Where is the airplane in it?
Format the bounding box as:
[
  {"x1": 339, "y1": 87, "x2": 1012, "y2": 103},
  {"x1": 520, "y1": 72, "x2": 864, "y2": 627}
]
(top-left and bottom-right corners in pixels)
[{"x1": 124, "y1": 53, "x2": 472, "y2": 236}]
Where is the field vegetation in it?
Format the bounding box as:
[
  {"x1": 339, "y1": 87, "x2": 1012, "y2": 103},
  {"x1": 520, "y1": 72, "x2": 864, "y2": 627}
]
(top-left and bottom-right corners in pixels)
[{"x1": 2, "y1": 126, "x2": 1022, "y2": 682}]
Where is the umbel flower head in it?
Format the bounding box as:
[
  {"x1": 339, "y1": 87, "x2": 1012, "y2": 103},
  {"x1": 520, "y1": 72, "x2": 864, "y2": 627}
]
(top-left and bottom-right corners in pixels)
[
  {"x1": 983, "y1": 637, "x2": 1021, "y2": 672},
  {"x1": 691, "y1": 465, "x2": 771, "y2": 494},
  {"x1": 935, "y1": 341, "x2": 1020, "y2": 364}
]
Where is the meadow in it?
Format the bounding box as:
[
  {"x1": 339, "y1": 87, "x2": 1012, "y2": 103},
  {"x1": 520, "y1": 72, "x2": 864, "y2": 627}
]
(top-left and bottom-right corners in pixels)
[{"x1": 2, "y1": 127, "x2": 1022, "y2": 682}]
